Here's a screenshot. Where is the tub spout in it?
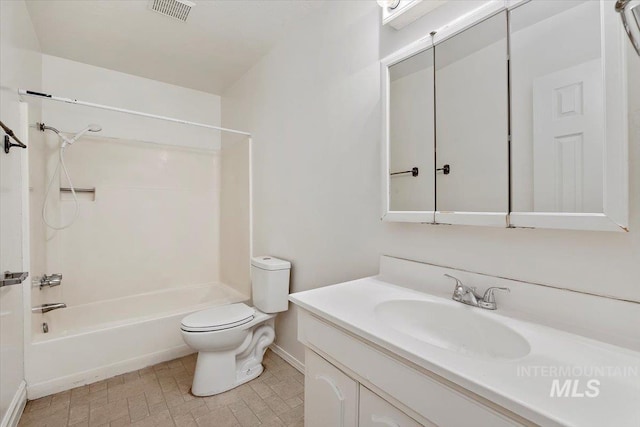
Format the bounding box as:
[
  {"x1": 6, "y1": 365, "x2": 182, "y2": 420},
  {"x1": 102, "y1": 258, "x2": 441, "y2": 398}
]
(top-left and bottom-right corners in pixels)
[{"x1": 32, "y1": 303, "x2": 67, "y2": 313}]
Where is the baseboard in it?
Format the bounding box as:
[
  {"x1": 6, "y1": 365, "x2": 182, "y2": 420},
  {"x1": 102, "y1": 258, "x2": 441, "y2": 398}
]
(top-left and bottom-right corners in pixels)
[
  {"x1": 1, "y1": 380, "x2": 27, "y2": 427},
  {"x1": 269, "y1": 344, "x2": 304, "y2": 373},
  {"x1": 27, "y1": 345, "x2": 194, "y2": 399}
]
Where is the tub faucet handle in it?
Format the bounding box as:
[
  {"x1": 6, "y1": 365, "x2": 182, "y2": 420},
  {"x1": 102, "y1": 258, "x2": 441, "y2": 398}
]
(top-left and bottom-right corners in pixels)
[{"x1": 40, "y1": 273, "x2": 62, "y2": 289}]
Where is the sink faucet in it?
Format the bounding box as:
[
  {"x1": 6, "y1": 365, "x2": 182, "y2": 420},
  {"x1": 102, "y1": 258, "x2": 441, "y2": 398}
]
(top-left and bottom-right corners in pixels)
[{"x1": 444, "y1": 274, "x2": 509, "y2": 310}]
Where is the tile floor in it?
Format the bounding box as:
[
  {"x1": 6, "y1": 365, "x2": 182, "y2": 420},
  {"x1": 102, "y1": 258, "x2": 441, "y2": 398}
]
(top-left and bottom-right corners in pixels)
[{"x1": 18, "y1": 350, "x2": 304, "y2": 427}]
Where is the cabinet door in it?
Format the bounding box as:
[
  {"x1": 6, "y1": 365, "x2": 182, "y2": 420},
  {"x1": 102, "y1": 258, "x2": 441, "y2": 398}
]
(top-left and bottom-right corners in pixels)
[
  {"x1": 305, "y1": 349, "x2": 358, "y2": 427},
  {"x1": 359, "y1": 386, "x2": 429, "y2": 427}
]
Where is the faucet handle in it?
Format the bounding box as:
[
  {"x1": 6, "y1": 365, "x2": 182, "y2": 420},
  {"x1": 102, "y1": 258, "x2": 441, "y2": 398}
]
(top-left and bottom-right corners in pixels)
[
  {"x1": 444, "y1": 274, "x2": 464, "y2": 294},
  {"x1": 479, "y1": 287, "x2": 510, "y2": 310},
  {"x1": 444, "y1": 274, "x2": 463, "y2": 289}
]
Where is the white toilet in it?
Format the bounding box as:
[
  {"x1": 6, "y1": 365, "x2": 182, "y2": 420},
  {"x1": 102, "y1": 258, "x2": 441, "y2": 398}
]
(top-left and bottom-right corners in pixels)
[{"x1": 181, "y1": 256, "x2": 291, "y2": 396}]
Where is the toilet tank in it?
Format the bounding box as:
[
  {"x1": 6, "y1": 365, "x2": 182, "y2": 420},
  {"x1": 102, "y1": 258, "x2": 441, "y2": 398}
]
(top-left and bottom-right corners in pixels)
[{"x1": 251, "y1": 256, "x2": 291, "y2": 313}]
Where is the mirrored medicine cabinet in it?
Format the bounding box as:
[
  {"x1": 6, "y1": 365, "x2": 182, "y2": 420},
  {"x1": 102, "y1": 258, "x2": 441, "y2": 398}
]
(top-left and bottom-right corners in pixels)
[{"x1": 381, "y1": 0, "x2": 628, "y2": 231}]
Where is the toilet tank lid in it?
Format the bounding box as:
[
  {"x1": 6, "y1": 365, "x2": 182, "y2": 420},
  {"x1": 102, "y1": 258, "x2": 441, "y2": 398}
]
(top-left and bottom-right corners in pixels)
[{"x1": 251, "y1": 256, "x2": 291, "y2": 271}]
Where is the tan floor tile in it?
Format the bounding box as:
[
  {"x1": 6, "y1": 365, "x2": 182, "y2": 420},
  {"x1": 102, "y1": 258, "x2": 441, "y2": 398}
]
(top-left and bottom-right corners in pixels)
[
  {"x1": 148, "y1": 401, "x2": 169, "y2": 416},
  {"x1": 278, "y1": 405, "x2": 304, "y2": 425},
  {"x1": 130, "y1": 409, "x2": 173, "y2": 427},
  {"x1": 242, "y1": 393, "x2": 269, "y2": 414},
  {"x1": 128, "y1": 397, "x2": 150, "y2": 423},
  {"x1": 187, "y1": 404, "x2": 210, "y2": 420},
  {"x1": 173, "y1": 414, "x2": 197, "y2": 427},
  {"x1": 195, "y1": 407, "x2": 239, "y2": 427},
  {"x1": 28, "y1": 396, "x2": 52, "y2": 412},
  {"x1": 270, "y1": 379, "x2": 303, "y2": 401},
  {"x1": 19, "y1": 351, "x2": 300, "y2": 427},
  {"x1": 109, "y1": 415, "x2": 131, "y2": 427},
  {"x1": 284, "y1": 396, "x2": 303, "y2": 409},
  {"x1": 89, "y1": 380, "x2": 108, "y2": 394},
  {"x1": 248, "y1": 381, "x2": 274, "y2": 399},
  {"x1": 168, "y1": 399, "x2": 205, "y2": 419},
  {"x1": 230, "y1": 408, "x2": 260, "y2": 427},
  {"x1": 263, "y1": 395, "x2": 290, "y2": 416},
  {"x1": 69, "y1": 404, "x2": 90, "y2": 425}
]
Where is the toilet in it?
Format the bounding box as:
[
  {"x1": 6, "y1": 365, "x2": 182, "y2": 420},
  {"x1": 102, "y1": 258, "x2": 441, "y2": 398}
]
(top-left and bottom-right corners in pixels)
[{"x1": 181, "y1": 256, "x2": 291, "y2": 396}]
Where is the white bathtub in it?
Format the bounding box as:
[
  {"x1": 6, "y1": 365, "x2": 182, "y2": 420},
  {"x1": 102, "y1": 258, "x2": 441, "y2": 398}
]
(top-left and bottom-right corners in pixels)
[{"x1": 26, "y1": 282, "x2": 247, "y2": 399}]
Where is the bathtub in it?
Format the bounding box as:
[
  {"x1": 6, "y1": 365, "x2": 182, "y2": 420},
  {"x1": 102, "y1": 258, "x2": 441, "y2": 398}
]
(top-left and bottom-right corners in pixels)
[{"x1": 26, "y1": 282, "x2": 247, "y2": 399}]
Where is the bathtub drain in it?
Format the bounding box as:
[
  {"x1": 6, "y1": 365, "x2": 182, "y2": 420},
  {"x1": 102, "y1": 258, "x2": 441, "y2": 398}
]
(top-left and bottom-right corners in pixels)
[{"x1": 42, "y1": 322, "x2": 49, "y2": 333}]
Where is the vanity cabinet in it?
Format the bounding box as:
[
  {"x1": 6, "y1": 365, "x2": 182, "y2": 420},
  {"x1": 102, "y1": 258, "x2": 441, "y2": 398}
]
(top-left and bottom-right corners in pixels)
[
  {"x1": 299, "y1": 310, "x2": 529, "y2": 426},
  {"x1": 305, "y1": 350, "x2": 358, "y2": 427},
  {"x1": 305, "y1": 349, "x2": 425, "y2": 427},
  {"x1": 359, "y1": 386, "x2": 426, "y2": 427}
]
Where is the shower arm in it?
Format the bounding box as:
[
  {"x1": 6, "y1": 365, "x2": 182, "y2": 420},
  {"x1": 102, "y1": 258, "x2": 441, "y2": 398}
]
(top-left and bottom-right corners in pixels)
[{"x1": 616, "y1": 0, "x2": 640, "y2": 56}]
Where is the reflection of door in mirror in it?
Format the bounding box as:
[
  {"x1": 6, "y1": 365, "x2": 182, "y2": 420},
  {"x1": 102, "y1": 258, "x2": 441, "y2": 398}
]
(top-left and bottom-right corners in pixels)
[
  {"x1": 434, "y1": 12, "x2": 509, "y2": 213},
  {"x1": 510, "y1": 0, "x2": 603, "y2": 213},
  {"x1": 389, "y1": 48, "x2": 435, "y2": 211}
]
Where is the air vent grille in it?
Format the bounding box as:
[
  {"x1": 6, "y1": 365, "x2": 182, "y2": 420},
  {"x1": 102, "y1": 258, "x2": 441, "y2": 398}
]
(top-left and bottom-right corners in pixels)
[{"x1": 150, "y1": 0, "x2": 194, "y2": 22}]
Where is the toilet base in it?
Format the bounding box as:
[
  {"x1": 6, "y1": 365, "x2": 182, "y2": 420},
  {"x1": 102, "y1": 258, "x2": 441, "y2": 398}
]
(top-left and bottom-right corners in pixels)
[
  {"x1": 189, "y1": 323, "x2": 275, "y2": 397},
  {"x1": 191, "y1": 351, "x2": 265, "y2": 396}
]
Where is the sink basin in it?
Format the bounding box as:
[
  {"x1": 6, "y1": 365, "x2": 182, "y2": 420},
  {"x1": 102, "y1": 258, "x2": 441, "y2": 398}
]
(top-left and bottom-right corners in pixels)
[{"x1": 374, "y1": 299, "x2": 530, "y2": 359}]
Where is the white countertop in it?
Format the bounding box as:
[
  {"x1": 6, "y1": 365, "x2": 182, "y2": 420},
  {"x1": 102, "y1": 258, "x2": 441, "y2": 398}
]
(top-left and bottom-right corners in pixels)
[{"x1": 290, "y1": 277, "x2": 640, "y2": 427}]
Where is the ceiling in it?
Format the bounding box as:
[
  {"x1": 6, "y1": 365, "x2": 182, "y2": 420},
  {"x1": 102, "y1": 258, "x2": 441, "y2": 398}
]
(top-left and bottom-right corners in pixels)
[{"x1": 25, "y1": 0, "x2": 324, "y2": 94}]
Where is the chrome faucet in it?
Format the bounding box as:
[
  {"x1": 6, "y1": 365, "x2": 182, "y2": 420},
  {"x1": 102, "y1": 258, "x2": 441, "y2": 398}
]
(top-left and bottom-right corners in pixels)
[
  {"x1": 444, "y1": 274, "x2": 509, "y2": 310},
  {"x1": 32, "y1": 303, "x2": 67, "y2": 313},
  {"x1": 39, "y1": 273, "x2": 62, "y2": 289}
]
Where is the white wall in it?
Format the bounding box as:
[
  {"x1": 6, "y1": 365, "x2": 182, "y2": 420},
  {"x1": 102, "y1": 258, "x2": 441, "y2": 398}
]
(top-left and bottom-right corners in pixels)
[
  {"x1": 40, "y1": 55, "x2": 222, "y2": 150},
  {"x1": 222, "y1": 0, "x2": 640, "y2": 365},
  {"x1": 0, "y1": 0, "x2": 41, "y2": 422},
  {"x1": 222, "y1": 2, "x2": 383, "y2": 364},
  {"x1": 30, "y1": 57, "x2": 224, "y2": 314}
]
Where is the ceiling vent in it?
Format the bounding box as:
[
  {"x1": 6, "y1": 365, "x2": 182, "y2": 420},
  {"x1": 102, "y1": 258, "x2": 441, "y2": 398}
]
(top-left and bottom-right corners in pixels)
[{"x1": 149, "y1": 0, "x2": 195, "y2": 22}]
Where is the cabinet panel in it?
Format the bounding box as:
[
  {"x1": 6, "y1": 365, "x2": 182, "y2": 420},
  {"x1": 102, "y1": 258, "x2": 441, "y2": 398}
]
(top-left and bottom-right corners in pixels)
[
  {"x1": 359, "y1": 386, "x2": 428, "y2": 427},
  {"x1": 305, "y1": 349, "x2": 358, "y2": 427},
  {"x1": 299, "y1": 311, "x2": 524, "y2": 426}
]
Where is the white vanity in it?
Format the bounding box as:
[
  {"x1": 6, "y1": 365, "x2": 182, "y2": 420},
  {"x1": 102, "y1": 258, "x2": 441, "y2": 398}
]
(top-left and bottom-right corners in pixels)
[{"x1": 289, "y1": 256, "x2": 640, "y2": 427}]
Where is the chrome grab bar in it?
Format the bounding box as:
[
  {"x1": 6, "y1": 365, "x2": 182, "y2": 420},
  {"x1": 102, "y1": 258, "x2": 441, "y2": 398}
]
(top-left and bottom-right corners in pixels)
[{"x1": 1, "y1": 271, "x2": 28, "y2": 287}]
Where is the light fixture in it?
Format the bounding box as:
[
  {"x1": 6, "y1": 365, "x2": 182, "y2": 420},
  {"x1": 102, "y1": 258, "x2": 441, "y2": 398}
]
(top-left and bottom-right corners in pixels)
[{"x1": 377, "y1": 0, "x2": 401, "y2": 10}]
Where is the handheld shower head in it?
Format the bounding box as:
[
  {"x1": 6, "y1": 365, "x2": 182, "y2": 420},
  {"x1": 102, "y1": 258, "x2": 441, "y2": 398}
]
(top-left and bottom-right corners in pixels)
[
  {"x1": 38, "y1": 122, "x2": 102, "y2": 145},
  {"x1": 62, "y1": 123, "x2": 102, "y2": 147}
]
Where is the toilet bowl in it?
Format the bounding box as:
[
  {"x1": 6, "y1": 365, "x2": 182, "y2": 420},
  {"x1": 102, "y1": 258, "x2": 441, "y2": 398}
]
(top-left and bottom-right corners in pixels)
[{"x1": 181, "y1": 256, "x2": 291, "y2": 396}]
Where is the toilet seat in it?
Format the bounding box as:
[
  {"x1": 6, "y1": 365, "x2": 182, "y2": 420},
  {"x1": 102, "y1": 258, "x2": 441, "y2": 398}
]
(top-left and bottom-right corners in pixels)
[{"x1": 181, "y1": 303, "x2": 255, "y2": 332}]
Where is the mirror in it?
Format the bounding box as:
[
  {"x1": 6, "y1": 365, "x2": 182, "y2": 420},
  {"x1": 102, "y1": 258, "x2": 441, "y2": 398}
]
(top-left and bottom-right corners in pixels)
[
  {"x1": 381, "y1": 0, "x2": 627, "y2": 230},
  {"x1": 510, "y1": 0, "x2": 604, "y2": 214},
  {"x1": 509, "y1": 0, "x2": 628, "y2": 232},
  {"x1": 388, "y1": 48, "x2": 435, "y2": 213},
  {"x1": 434, "y1": 12, "x2": 509, "y2": 215}
]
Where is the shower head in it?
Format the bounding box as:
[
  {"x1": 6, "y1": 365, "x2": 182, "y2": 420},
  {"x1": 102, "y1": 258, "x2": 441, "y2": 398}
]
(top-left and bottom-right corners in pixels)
[
  {"x1": 37, "y1": 122, "x2": 103, "y2": 147},
  {"x1": 62, "y1": 124, "x2": 102, "y2": 147}
]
